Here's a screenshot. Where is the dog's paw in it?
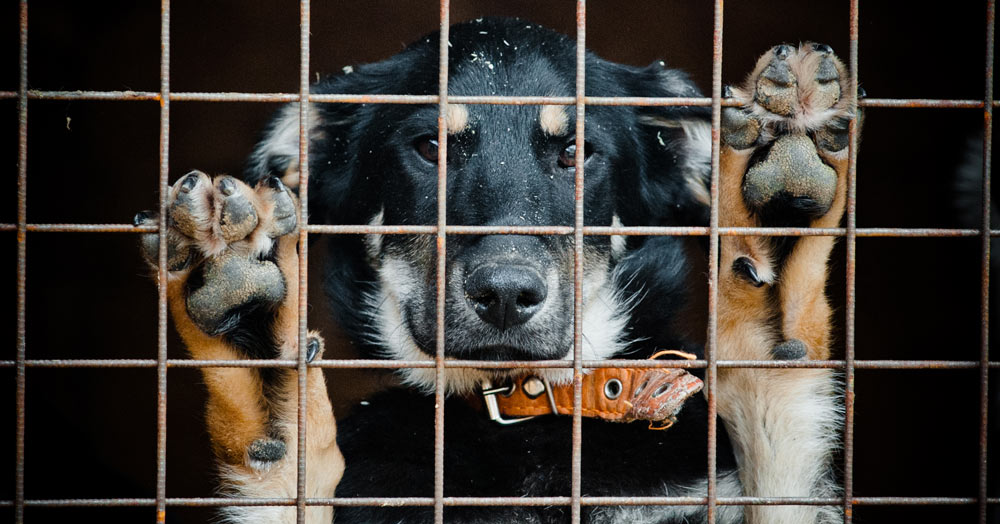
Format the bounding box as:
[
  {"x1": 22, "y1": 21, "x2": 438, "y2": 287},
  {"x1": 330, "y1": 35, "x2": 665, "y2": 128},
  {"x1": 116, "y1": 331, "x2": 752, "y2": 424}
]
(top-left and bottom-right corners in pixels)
[
  {"x1": 136, "y1": 171, "x2": 298, "y2": 336},
  {"x1": 723, "y1": 43, "x2": 854, "y2": 225}
]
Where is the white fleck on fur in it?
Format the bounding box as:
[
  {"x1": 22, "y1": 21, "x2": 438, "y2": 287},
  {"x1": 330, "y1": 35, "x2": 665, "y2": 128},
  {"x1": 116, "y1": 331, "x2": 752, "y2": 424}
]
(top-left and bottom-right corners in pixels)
[{"x1": 590, "y1": 470, "x2": 743, "y2": 524}]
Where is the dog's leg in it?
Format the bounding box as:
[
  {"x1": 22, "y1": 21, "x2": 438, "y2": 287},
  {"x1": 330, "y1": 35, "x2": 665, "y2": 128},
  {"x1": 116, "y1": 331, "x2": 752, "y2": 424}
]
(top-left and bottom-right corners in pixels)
[
  {"x1": 717, "y1": 43, "x2": 856, "y2": 524},
  {"x1": 137, "y1": 172, "x2": 342, "y2": 524}
]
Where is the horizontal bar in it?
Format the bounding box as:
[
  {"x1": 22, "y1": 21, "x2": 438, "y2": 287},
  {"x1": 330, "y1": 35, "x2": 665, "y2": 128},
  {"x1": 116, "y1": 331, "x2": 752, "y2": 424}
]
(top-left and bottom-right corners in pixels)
[
  {"x1": 1, "y1": 359, "x2": 995, "y2": 370},
  {"x1": 2, "y1": 223, "x2": 997, "y2": 238},
  {"x1": 0, "y1": 90, "x2": 997, "y2": 109},
  {"x1": 2, "y1": 496, "x2": 996, "y2": 508}
]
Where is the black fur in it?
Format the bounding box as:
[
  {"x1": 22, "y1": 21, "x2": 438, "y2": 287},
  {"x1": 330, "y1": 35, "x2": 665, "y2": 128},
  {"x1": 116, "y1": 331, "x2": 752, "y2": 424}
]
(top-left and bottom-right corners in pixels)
[{"x1": 244, "y1": 18, "x2": 737, "y2": 523}]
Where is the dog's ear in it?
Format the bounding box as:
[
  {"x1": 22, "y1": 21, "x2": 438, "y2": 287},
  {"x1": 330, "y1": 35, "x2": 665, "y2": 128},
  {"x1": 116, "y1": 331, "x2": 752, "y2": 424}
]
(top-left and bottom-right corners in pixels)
[
  {"x1": 627, "y1": 61, "x2": 713, "y2": 226},
  {"x1": 243, "y1": 52, "x2": 418, "y2": 225}
]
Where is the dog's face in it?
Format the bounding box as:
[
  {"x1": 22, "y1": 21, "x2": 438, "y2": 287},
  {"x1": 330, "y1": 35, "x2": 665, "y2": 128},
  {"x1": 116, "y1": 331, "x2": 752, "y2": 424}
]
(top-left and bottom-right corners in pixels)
[{"x1": 246, "y1": 18, "x2": 712, "y2": 394}]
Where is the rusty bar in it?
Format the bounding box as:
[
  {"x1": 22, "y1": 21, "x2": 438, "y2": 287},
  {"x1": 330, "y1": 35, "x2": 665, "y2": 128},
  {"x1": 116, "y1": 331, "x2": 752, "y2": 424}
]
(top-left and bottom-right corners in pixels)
[
  {"x1": 705, "y1": 0, "x2": 724, "y2": 521},
  {"x1": 859, "y1": 99, "x2": 986, "y2": 109},
  {"x1": 434, "y1": 2, "x2": 451, "y2": 523},
  {"x1": 8, "y1": 496, "x2": 1000, "y2": 508},
  {"x1": 5, "y1": 495, "x2": 1000, "y2": 508},
  {"x1": 3, "y1": 358, "x2": 998, "y2": 370},
  {"x1": 154, "y1": 1, "x2": 171, "y2": 522},
  {"x1": 843, "y1": 1, "x2": 860, "y2": 522},
  {"x1": 981, "y1": 1, "x2": 994, "y2": 522},
  {"x1": 6, "y1": 223, "x2": 1000, "y2": 238},
  {"x1": 3, "y1": 89, "x2": 999, "y2": 109},
  {"x1": 14, "y1": 2, "x2": 28, "y2": 523},
  {"x1": 172, "y1": 92, "x2": 297, "y2": 102},
  {"x1": 571, "y1": 2, "x2": 587, "y2": 522},
  {"x1": 294, "y1": 1, "x2": 312, "y2": 522}
]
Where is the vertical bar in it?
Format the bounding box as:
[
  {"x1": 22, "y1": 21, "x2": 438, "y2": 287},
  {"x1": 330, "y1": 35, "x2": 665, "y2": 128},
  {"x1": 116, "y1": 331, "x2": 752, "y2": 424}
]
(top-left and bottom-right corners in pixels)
[
  {"x1": 571, "y1": 2, "x2": 586, "y2": 523},
  {"x1": 980, "y1": 2, "x2": 994, "y2": 522},
  {"x1": 296, "y1": 0, "x2": 311, "y2": 522},
  {"x1": 434, "y1": 2, "x2": 450, "y2": 523},
  {"x1": 705, "y1": 0, "x2": 724, "y2": 522},
  {"x1": 155, "y1": 1, "x2": 171, "y2": 522},
  {"x1": 15, "y1": 2, "x2": 28, "y2": 523},
  {"x1": 843, "y1": 1, "x2": 860, "y2": 522}
]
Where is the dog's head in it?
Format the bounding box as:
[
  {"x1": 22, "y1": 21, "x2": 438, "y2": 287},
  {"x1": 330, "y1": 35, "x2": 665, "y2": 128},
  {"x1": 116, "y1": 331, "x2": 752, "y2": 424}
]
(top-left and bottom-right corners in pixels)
[{"x1": 245, "y1": 18, "x2": 711, "y2": 394}]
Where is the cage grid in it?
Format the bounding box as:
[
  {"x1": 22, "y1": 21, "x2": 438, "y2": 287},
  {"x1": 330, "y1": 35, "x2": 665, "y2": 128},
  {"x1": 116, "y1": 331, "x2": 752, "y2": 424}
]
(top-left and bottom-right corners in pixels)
[{"x1": 5, "y1": 0, "x2": 998, "y2": 523}]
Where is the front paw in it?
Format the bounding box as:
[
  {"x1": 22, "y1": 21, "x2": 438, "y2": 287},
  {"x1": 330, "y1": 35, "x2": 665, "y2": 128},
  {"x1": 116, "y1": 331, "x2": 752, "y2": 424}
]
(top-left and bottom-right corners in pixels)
[
  {"x1": 135, "y1": 171, "x2": 299, "y2": 337},
  {"x1": 722, "y1": 43, "x2": 855, "y2": 226}
]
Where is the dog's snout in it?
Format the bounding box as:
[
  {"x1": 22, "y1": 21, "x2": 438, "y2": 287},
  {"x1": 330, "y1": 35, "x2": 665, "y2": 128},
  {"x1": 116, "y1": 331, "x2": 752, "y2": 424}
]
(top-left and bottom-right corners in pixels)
[{"x1": 465, "y1": 264, "x2": 547, "y2": 331}]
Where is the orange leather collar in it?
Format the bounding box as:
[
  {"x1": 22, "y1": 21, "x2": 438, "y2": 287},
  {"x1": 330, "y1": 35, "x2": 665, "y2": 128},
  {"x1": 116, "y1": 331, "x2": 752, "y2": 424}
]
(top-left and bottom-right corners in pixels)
[{"x1": 479, "y1": 351, "x2": 703, "y2": 430}]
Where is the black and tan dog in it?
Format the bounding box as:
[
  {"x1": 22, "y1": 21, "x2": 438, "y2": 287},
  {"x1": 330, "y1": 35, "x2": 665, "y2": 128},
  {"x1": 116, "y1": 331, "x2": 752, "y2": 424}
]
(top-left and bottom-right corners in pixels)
[{"x1": 137, "y1": 18, "x2": 857, "y2": 523}]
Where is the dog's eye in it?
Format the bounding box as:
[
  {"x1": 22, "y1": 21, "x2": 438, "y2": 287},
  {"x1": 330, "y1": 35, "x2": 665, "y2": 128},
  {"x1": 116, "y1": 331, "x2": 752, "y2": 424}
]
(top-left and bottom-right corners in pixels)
[
  {"x1": 414, "y1": 137, "x2": 440, "y2": 164},
  {"x1": 558, "y1": 142, "x2": 593, "y2": 169}
]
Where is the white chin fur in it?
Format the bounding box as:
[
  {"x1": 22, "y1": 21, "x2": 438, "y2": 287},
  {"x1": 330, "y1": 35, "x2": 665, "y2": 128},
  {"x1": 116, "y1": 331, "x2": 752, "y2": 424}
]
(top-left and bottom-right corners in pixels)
[{"x1": 366, "y1": 258, "x2": 630, "y2": 396}]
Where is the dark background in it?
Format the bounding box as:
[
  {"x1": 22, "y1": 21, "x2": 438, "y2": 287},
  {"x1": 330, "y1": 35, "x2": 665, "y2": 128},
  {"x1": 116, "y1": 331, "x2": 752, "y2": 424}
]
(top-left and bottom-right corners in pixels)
[{"x1": 1, "y1": 1, "x2": 996, "y2": 522}]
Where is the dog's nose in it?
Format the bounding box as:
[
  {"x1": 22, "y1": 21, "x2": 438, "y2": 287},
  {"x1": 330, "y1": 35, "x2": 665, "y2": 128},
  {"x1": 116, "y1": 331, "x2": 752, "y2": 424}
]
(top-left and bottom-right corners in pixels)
[{"x1": 465, "y1": 264, "x2": 547, "y2": 330}]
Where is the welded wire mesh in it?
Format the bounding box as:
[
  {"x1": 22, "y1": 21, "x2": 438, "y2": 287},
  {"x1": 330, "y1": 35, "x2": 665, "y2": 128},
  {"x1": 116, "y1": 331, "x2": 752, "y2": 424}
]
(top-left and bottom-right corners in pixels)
[{"x1": 6, "y1": 1, "x2": 996, "y2": 523}]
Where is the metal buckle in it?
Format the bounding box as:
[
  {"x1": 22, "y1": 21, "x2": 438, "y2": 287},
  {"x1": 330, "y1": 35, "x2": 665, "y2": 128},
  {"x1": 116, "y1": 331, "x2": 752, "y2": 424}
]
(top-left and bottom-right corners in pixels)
[{"x1": 481, "y1": 377, "x2": 558, "y2": 425}]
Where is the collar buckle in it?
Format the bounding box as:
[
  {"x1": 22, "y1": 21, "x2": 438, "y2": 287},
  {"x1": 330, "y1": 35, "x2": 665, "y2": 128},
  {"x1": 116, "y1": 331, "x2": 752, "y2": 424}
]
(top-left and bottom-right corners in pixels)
[{"x1": 480, "y1": 376, "x2": 557, "y2": 425}]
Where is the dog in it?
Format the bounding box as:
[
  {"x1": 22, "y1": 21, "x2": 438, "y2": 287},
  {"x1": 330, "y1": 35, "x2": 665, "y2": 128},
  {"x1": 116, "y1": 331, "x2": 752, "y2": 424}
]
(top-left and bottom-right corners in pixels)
[{"x1": 137, "y1": 17, "x2": 856, "y2": 523}]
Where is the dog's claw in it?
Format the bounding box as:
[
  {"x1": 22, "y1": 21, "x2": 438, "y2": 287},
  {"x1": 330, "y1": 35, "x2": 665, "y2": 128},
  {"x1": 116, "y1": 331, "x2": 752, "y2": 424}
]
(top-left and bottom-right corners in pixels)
[
  {"x1": 180, "y1": 173, "x2": 199, "y2": 192},
  {"x1": 306, "y1": 337, "x2": 321, "y2": 363},
  {"x1": 219, "y1": 177, "x2": 236, "y2": 196},
  {"x1": 812, "y1": 43, "x2": 833, "y2": 55},
  {"x1": 733, "y1": 257, "x2": 765, "y2": 287},
  {"x1": 773, "y1": 45, "x2": 793, "y2": 60},
  {"x1": 133, "y1": 210, "x2": 152, "y2": 227}
]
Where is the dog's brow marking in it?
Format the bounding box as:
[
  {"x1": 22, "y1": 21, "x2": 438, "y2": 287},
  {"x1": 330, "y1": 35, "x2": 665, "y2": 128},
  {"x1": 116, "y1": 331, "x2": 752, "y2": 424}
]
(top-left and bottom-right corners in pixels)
[
  {"x1": 540, "y1": 104, "x2": 569, "y2": 136},
  {"x1": 447, "y1": 104, "x2": 469, "y2": 134}
]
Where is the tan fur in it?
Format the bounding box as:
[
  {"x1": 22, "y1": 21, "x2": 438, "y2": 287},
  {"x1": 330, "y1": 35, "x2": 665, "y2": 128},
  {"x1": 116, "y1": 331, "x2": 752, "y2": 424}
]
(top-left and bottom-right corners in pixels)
[
  {"x1": 716, "y1": 44, "x2": 855, "y2": 524},
  {"x1": 779, "y1": 150, "x2": 849, "y2": 359},
  {"x1": 168, "y1": 279, "x2": 269, "y2": 465},
  {"x1": 720, "y1": 147, "x2": 776, "y2": 288},
  {"x1": 539, "y1": 104, "x2": 569, "y2": 136},
  {"x1": 156, "y1": 175, "x2": 342, "y2": 523}
]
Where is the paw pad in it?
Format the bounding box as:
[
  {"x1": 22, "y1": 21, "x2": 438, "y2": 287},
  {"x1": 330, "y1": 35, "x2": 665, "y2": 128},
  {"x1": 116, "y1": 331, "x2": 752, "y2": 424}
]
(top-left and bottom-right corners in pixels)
[
  {"x1": 742, "y1": 135, "x2": 837, "y2": 218},
  {"x1": 247, "y1": 437, "x2": 286, "y2": 466},
  {"x1": 771, "y1": 339, "x2": 808, "y2": 360},
  {"x1": 186, "y1": 253, "x2": 286, "y2": 335},
  {"x1": 136, "y1": 171, "x2": 300, "y2": 336}
]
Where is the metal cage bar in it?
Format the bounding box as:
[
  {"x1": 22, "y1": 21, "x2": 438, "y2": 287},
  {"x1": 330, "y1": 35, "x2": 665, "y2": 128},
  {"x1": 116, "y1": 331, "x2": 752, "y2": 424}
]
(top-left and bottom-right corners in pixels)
[
  {"x1": 295, "y1": 1, "x2": 312, "y2": 523},
  {"x1": 15, "y1": 2, "x2": 28, "y2": 524},
  {"x1": 7, "y1": 2, "x2": 997, "y2": 522},
  {"x1": 980, "y1": 2, "x2": 995, "y2": 522},
  {"x1": 570, "y1": 2, "x2": 587, "y2": 522},
  {"x1": 433, "y1": 2, "x2": 451, "y2": 523},
  {"x1": 154, "y1": 1, "x2": 171, "y2": 523},
  {"x1": 705, "y1": 0, "x2": 725, "y2": 521},
  {"x1": 842, "y1": 1, "x2": 860, "y2": 522}
]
